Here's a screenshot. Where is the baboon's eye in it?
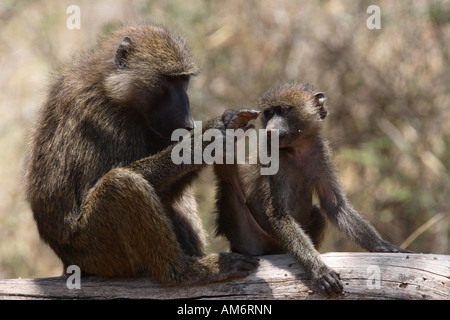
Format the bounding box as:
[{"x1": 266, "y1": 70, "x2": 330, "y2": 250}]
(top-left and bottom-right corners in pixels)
[
  {"x1": 264, "y1": 107, "x2": 275, "y2": 119},
  {"x1": 172, "y1": 75, "x2": 190, "y2": 91},
  {"x1": 278, "y1": 106, "x2": 293, "y2": 115},
  {"x1": 157, "y1": 87, "x2": 166, "y2": 96}
]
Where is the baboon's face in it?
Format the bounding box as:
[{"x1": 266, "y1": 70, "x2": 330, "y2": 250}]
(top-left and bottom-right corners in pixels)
[
  {"x1": 140, "y1": 75, "x2": 194, "y2": 138},
  {"x1": 259, "y1": 86, "x2": 328, "y2": 148},
  {"x1": 104, "y1": 25, "x2": 198, "y2": 139}
]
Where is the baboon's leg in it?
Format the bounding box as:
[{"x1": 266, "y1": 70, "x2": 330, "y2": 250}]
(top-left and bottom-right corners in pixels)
[
  {"x1": 67, "y1": 167, "x2": 258, "y2": 284},
  {"x1": 303, "y1": 206, "x2": 327, "y2": 249},
  {"x1": 70, "y1": 167, "x2": 183, "y2": 281}
]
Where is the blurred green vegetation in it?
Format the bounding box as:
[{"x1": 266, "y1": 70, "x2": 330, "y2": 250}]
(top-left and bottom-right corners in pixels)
[{"x1": 0, "y1": 0, "x2": 448, "y2": 278}]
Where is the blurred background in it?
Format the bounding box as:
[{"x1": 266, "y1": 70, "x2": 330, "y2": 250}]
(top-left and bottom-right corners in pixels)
[{"x1": 0, "y1": 0, "x2": 448, "y2": 279}]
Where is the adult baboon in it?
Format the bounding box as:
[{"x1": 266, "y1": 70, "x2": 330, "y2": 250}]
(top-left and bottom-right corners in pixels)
[{"x1": 24, "y1": 23, "x2": 258, "y2": 284}]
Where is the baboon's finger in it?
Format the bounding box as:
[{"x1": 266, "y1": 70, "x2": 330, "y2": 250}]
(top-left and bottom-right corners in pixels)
[{"x1": 227, "y1": 109, "x2": 260, "y2": 129}]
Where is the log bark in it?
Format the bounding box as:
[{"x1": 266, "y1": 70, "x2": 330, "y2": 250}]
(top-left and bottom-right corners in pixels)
[{"x1": 0, "y1": 253, "x2": 448, "y2": 300}]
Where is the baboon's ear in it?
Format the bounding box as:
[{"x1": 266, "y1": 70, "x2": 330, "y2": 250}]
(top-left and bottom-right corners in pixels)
[
  {"x1": 115, "y1": 36, "x2": 133, "y2": 68},
  {"x1": 314, "y1": 92, "x2": 327, "y2": 106}
]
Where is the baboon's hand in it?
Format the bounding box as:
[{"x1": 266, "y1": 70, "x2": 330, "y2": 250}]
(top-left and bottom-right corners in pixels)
[
  {"x1": 315, "y1": 269, "x2": 344, "y2": 297},
  {"x1": 371, "y1": 243, "x2": 413, "y2": 253},
  {"x1": 203, "y1": 109, "x2": 260, "y2": 159},
  {"x1": 222, "y1": 109, "x2": 261, "y2": 130}
]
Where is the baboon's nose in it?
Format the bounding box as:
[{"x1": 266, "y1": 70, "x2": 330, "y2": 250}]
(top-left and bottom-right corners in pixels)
[{"x1": 184, "y1": 117, "x2": 195, "y2": 131}]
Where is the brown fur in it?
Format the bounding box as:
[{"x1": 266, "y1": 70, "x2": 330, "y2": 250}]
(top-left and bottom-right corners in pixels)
[
  {"x1": 214, "y1": 82, "x2": 410, "y2": 296},
  {"x1": 24, "y1": 23, "x2": 257, "y2": 284}
]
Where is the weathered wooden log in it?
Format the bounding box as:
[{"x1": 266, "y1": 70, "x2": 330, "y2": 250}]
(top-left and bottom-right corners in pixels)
[{"x1": 0, "y1": 253, "x2": 448, "y2": 300}]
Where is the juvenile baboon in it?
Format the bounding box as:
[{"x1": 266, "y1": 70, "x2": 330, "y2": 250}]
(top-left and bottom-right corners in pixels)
[
  {"x1": 214, "y1": 82, "x2": 410, "y2": 296},
  {"x1": 24, "y1": 23, "x2": 258, "y2": 284}
]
